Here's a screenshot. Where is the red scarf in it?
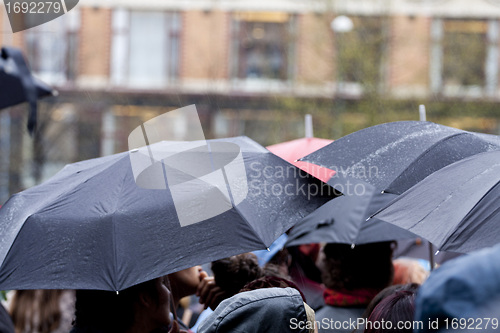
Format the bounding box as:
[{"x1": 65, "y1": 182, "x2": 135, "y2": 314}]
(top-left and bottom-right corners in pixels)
[{"x1": 323, "y1": 288, "x2": 380, "y2": 307}]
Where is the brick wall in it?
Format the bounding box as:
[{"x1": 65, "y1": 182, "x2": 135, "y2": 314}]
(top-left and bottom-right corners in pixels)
[
  {"x1": 181, "y1": 10, "x2": 229, "y2": 80},
  {"x1": 78, "y1": 7, "x2": 112, "y2": 78},
  {"x1": 296, "y1": 13, "x2": 335, "y2": 84},
  {"x1": 389, "y1": 15, "x2": 430, "y2": 88}
]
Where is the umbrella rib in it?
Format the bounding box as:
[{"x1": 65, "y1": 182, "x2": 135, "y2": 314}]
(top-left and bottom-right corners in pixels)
[
  {"x1": 108, "y1": 163, "x2": 131, "y2": 292},
  {"x1": 352, "y1": 197, "x2": 374, "y2": 246},
  {"x1": 300, "y1": 122, "x2": 451, "y2": 169},
  {"x1": 0, "y1": 155, "x2": 128, "y2": 270},
  {"x1": 444, "y1": 180, "x2": 500, "y2": 250},
  {"x1": 231, "y1": 204, "x2": 268, "y2": 249},
  {"x1": 404, "y1": 162, "x2": 500, "y2": 233}
]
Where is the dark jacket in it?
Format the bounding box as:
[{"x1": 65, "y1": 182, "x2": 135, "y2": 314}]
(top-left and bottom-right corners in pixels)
[{"x1": 0, "y1": 304, "x2": 14, "y2": 333}]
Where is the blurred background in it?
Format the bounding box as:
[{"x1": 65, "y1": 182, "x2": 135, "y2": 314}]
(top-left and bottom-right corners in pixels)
[{"x1": 1, "y1": 0, "x2": 500, "y2": 204}]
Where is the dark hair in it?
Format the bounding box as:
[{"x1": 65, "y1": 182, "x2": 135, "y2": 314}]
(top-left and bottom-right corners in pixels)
[
  {"x1": 361, "y1": 283, "x2": 419, "y2": 323},
  {"x1": 71, "y1": 279, "x2": 161, "y2": 333},
  {"x1": 288, "y1": 245, "x2": 323, "y2": 284},
  {"x1": 211, "y1": 253, "x2": 263, "y2": 298},
  {"x1": 363, "y1": 289, "x2": 417, "y2": 333},
  {"x1": 239, "y1": 275, "x2": 307, "y2": 302},
  {"x1": 322, "y1": 242, "x2": 395, "y2": 291}
]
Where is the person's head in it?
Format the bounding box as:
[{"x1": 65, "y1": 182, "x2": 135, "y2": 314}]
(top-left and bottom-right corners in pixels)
[
  {"x1": 71, "y1": 276, "x2": 171, "y2": 333},
  {"x1": 392, "y1": 258, "x2": 429, "y2": 285},
  {"x1": 211, "y1": 253, "x2": 263, "y2": 299},
  {"x1": 239, "y1": 275, "x2": 307, "y2": 302},
  {"x1": 363, "y1": 289, "x2": 417, "y2": 333},
  {"x1": 168, "y1": 265, "x2": 206, "y2": 305},
  {"x1": 321, "y1": 242, "x2": 395, "y2": 292},
  {"x1": 198, "y1": 287, "x2": 316, "y2": 333},
  {"x1": 288, "y1": 245, "x2": 323, "y2": 283},
  {"x1": 264, "y1": 248, "x2": 292, "y2": 279},
  {"x1": 361, "y1": 283, "x2": 420, "y2": 322}
]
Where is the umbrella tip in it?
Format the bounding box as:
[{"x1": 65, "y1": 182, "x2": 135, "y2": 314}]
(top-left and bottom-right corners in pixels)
[
  {"x1": 434, "y1": 250, "x2": 440, "y2": 255},
  {"x1": 116, "y1": 291, "x2": 119, "y2": 295},
  {"x1": 381, "y1": 190, "x2": 385, "y2": 194},
  {"x1": 130, "y1": 148, "x2": 139, "y2": 153},
  {"x1": 266, "y1": 248, "x2": 270, "y2": 252},
  {"x1": 351, "y1": 244, "x2": 355, "y2": 249},
  {"x1": 365, "y1": 217, "x2": 371, "y2": 221}
]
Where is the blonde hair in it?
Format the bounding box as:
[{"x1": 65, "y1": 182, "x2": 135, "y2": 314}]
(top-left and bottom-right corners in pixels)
[{"x1": 393, "y1": 258, "x2": 429, "y2": 285}]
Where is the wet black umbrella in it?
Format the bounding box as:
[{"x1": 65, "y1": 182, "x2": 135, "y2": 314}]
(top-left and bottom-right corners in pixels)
[
  {"x1": 0, "y1": 136, "x2": 335, "y2": 291},
  {"x1": 393, "y1": 238, "x2": 462, "y2": 267},
  {"x1": 286, "y1": 178, "x2": 416, "y2": 247},
  {"x1": 300, "y1": 121, "x2": 500, "y2": 194},
  {"x1": 0, "y1": 47, "x2": 56, "y2": 133},
  {"x1": 372, "y1": 150, "x2": 500, "y2": 253}
]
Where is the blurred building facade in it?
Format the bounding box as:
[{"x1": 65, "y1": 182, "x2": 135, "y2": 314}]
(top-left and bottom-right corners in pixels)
[{"x1": 1, "y1": 0, "x2": 500, "y2": 199}]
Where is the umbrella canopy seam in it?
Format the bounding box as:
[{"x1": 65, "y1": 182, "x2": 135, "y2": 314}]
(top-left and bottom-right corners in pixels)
[
  {"x1": 396, "y1": 161, "x2": 500, "y2": 233},
  {"x1": 301, "y1": 123, "x2": 455, "y2": 174},
  {"x1": 232, "y1": 203, "x2": 268, "y2": 249},
  {"x1": 383, "y1": 132, "x2": 473, "y2": 193},
  {"x1": 109, "y1": 164, "x2": 130, "y2": 291},
  {"x1": 444, "y1": 180, "x2": 500, "y2": 248},
  {"x1": 0, "y1": 155, "x2": 127, "y2": 270},
  {"x1": 0, "y1": 136, "x2": 336, "y2": 290}
]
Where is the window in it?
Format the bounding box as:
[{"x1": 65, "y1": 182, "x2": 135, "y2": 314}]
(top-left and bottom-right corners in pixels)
[
  {"x1": 334, "y1": 16, "x2": 388, "y2": 95},
  {"x1": 24, "y1": 10, "x2": 80, "y2": 85},
  {"x1": 111, "y1": 9, "x2": 181, "y2": 88},
  {"x1": 431, "y1": 18, "x2": 499, "y2": 97},
  {"x1": 230, "y1": 12, "x2": 295, "y2": 82}
]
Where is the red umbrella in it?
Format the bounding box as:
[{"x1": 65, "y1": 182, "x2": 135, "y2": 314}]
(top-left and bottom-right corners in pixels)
[{"x1": 267, "y1": 137, "x2": 335, "y2": 183}]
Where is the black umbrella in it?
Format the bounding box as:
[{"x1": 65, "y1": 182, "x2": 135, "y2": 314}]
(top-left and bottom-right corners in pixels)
[
  {"x1": 0, "y1": 47, "x2": 56, "y2": 133},
  {"x1": 393, "y1": 238, "x2": 462, "y2": 267},
  {"x1": 0, "y1": 136, "x2": 335, "y2": 291},
  {"x1": 300, "y1": 121, "x2": 500, "y2": 194},
  {"x1": 371, "y1": 150, "x2": 500, "y2": 253},
  {"x1": 286, "y1": 178, "x2": 416, "y2": 247}
]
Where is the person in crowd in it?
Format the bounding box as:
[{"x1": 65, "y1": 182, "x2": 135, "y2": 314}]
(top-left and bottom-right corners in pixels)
[
  {"x1": 70, "y1": 276, "x2": 185, "y2": 333},
  {"x1": 198, "y1": 253, "x2": 263, "y2": 310},
  {"x1": 9, "y1": 290, "x2": 74, "y2": 333},
  {"x1": 392, "y1": 258, "x2": 429, "y2": 285},
  {"x1": 240, "y1": 275, "x2": 306, "y2": 300},
  {"x1": 287, "y1": 244, "x2": 326, "y2": 310},
  {"x1": 198, "y1": 287, "x2": 316, "y2": 333},
  {"x1": 315, "y1": 242, "x2": 395, "y2": 333},
  {"x1": 360, "y1": 283, "x2": 419, "y2": 322},
  {"x1": 263, "y1": 248, "x2": 292, "y2": 279},
  {"x1": 363, "y1": 288, "x2": 417, "y2": 333},
  {"x1": 189, "y1": 253, "x2": 264, "y2": 332},
  {"x1": 168, "y1": 266, "x2": 208, "y2": 331}
]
